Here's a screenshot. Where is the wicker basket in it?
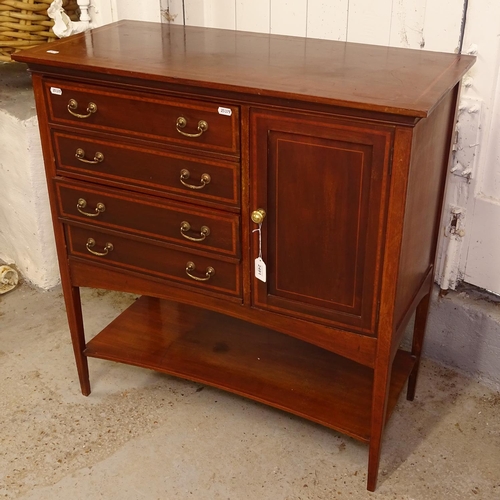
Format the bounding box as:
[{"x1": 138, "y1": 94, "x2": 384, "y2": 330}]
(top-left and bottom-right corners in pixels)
[{"x1": 0, "y1": 0, "x2": 80, "y2": 62}]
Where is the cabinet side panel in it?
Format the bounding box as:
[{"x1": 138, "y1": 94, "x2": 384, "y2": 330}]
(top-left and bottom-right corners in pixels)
[{"x1": 394, "y1": 85, "x2": 459, "y2": 328}]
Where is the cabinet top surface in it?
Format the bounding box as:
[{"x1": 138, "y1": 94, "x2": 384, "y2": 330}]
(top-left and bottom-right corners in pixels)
[{"x1": 14, "y1": 20, "x2": 474, "y2": 118}]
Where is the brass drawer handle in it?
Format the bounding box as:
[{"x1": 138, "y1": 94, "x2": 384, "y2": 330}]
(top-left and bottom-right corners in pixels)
[
  {"x1": 67, "y1": 99, "x2": 98, "y2": 119},
  {"x1": 75, "y1": 148, "x2": 104, "y2": 164},
  {"x1": 86, "y1": 238, "x2": 113, "y2": 256},
  {"x1": 179, "y1": 169, "x2": 211, "y2": 190},
  {"x1": 77, "y1": 198, "x2": 106, "y2": 217},
  {"x1": 176, "y1": 117, "x2": 208, "y2": 138},
  {"x1": 180, "y1": 221, "x2": 211, "y2": 242},
  {"x1": 185, "y1": 261, "x2": 215, "y2": 282}
]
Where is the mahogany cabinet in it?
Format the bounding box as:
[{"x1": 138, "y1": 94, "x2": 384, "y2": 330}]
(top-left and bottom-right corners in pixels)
[{"x1": 14, "y1": 21, "x2": 474, "y2": 491}]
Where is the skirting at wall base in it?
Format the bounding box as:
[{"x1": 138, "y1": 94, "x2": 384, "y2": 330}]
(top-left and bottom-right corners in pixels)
[{"x1": 405, "y1": 285, "x2": 500, "y2": 392}]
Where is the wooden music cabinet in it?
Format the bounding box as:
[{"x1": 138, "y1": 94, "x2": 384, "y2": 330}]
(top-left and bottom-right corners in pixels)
[{"x1": 14, "y1": 21, "x2": 474, "y2": 491}]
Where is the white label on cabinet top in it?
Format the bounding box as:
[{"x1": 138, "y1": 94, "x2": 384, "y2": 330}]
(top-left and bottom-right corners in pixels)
[
  {"x1": 50, "y1": 87, "x2": 63, "y2": 95},
  {"x1": 46, "y1": 50, "x2": 59, "y2": 54},
  {"x1": 218, "y1": 107, "x2": 232, "y2": 116},
  {"x1": 255, "y1": 257, "x2": 267, "y2": 282}
]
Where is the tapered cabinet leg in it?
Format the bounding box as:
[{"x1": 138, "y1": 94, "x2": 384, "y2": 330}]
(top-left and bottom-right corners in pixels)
[
  {"x1": 407, "y1": 292, "x2": 431, "y2": 401},
  {"x1": 367, "y1": 395, "x2": 389, "y2": 490},
  {"x1": 367, "y1": 435, "x2": 383, "y2": 491},
  {"x1": 367, "y1": 359, "x2": 393, "y2": 491},
  {"x1": 64, "y1": 286, "x2": 91, "y2": 396}
]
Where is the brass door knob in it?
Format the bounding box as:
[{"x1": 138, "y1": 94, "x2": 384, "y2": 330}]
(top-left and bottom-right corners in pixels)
[{"x1": 251, "y1": 209, "x2": 266, "y2": 224}]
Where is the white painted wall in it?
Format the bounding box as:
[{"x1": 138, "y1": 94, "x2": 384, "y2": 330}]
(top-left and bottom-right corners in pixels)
[
  {"x1": 458, "y1": 4, "x2": 500, "y2": 293},
  {"x1": 160, "y1": 0, "x2": 465, "y2": 51},
  {"x1": 90, "y1": 0, "x2": 162, "y2": 25},
  {"x1": 0, "y1": 109, "x2": 59, "y2": 289}
]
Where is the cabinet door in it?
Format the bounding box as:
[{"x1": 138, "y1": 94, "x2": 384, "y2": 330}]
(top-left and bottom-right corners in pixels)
[{"x1": 249, "y1": 110, "x2": 393, "y2": 334}]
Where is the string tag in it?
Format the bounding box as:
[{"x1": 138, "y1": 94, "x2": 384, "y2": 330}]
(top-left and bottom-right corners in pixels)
[
  {"x1": 255, "y1": 257, "x2": 266, "y2": 282},
  {"x1": 252, "y1": 222, "x2": 266, "y2": 282}
]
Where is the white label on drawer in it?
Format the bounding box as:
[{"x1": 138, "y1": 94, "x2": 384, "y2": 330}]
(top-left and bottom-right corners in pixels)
[
  {"x1": 255, "y1": 257, "x2": 267, "y2": 282},
  {"x1": 46, "y1": 50, "x2": 59, "y2": 54},
  {"x1": 50, "y1": 87, "x2": 63, "y2": 95},
  {"x1": 218, "y1": 107, "x2": 232, "y2": 116}
]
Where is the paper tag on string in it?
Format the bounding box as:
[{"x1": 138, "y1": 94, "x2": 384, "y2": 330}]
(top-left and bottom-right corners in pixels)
[{"x1": 255, "y1": 257, "x2": 266, "y2": 282}]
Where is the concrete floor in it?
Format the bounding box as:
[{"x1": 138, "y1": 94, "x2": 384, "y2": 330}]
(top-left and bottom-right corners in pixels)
[{"x1": 1, "y1": 284, "x2": 499, "y2": 500}]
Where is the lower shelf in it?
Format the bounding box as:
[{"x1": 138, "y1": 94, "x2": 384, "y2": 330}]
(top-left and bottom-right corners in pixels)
[{"x1": 84, "y1": 296, "x2": 415, "y2": 442}]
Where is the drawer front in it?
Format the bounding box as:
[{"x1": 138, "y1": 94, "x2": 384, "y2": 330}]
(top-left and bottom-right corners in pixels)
[
  {"x1": 56, "y1": 181, "x2": 240, "y2": 257},
  {"x1": 52, "y1": 130, "x2": 240, "y2": 208},
  {"x1": 45, "y1": 81, "x2": 240, "y2": 155},
  {"x1": 66, "y1": 225, "x2": 241, "y2": 297}
]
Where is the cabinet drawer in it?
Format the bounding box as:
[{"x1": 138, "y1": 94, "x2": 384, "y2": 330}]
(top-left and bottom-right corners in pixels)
[
  {"x1": 52, "y1": 130, "x2": 240, "y2": 209},
  {"x1": 56, "y1": 181, "x2": 240, "y2": 257},
  {"x1": 66, "y1": 225, "x2": 241, "y2": 297},
  {"x1": 44, "y1": 81, "x2": 240, "y2": 155}
]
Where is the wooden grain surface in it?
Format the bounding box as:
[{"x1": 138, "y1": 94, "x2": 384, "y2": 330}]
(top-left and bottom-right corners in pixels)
[
  {"x1": 250, "y1": 108, "x2": 392, "y2": 332},
  {"x1": 56, "y1": 179, "x2": 240, "y2": 257},
  {"x1": 13, "y1": 20, "x2": 474, "y2": 117},
  {"x1": 52, "y1": 130, "x2": 241, "y2": 210},
  {"x1": 85, "y1": 295, "x2": 415, "y2": 442}
]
